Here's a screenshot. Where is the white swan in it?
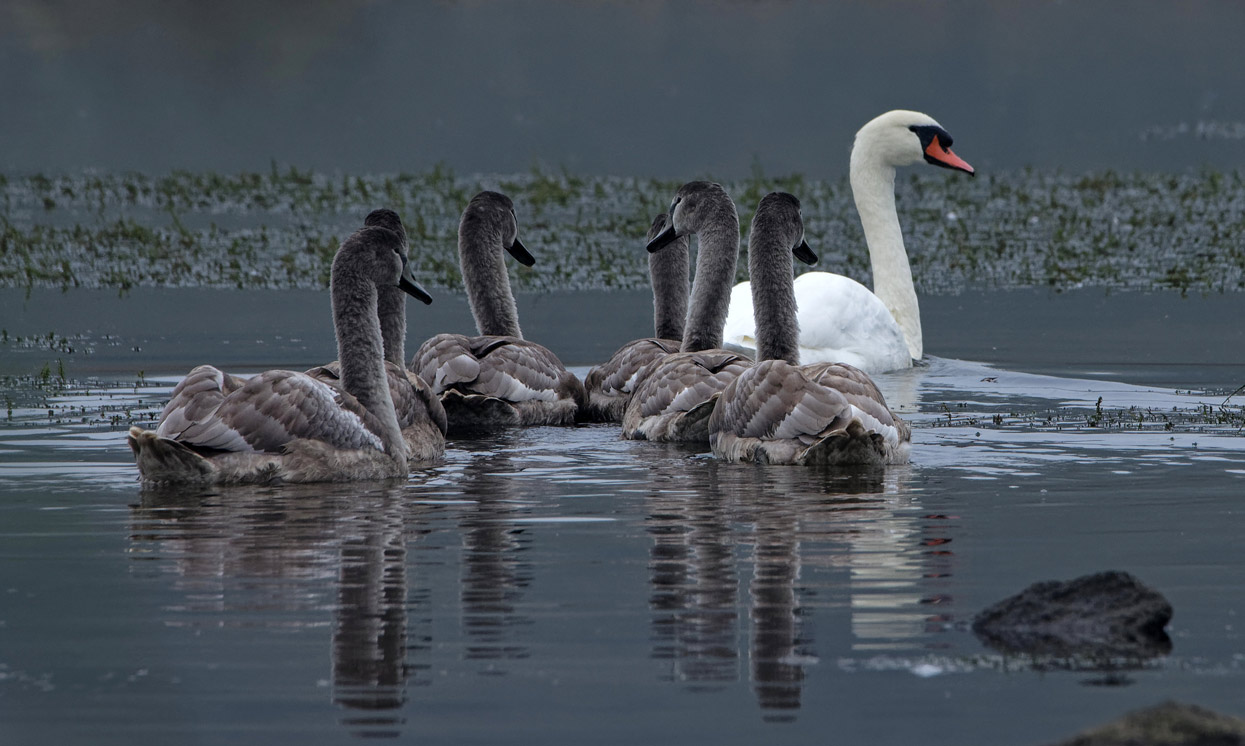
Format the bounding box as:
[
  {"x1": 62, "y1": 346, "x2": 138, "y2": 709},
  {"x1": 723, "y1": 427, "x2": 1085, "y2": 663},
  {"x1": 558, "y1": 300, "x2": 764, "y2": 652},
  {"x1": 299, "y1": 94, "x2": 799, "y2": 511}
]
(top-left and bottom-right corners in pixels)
[
  {"x1": 306, "y1": 209, "x2": 447, "y2": 464},
  {"x1": 710, "y1": 192, "x2": 911, "y2": 466},
  {"x1": 582, "y1": 212, "x2": 689, "y2": 423},
  {"x1": 410, "y1": 191, "x2": 585, "y2": 435},
  {"x1": 128, "y1": 223, "x2": 428, "y2": 484},
  {"x1": 721, "y1": 109, "x2": 974, "y2": 374}
]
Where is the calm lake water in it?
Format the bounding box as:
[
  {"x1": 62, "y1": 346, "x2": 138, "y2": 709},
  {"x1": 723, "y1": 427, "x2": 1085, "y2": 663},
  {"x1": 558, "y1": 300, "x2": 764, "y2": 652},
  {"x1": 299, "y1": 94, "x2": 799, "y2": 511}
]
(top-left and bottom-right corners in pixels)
[{"x1": 1, "y1": 287, "x2": 1243, "y2": 745}]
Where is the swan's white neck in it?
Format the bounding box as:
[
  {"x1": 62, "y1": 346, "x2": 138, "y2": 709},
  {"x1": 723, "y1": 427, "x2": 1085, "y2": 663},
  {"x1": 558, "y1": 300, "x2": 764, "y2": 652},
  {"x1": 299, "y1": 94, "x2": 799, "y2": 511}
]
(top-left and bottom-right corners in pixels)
[{"x1": 850, "y1": 149, "x2": 922, "y2": 361}]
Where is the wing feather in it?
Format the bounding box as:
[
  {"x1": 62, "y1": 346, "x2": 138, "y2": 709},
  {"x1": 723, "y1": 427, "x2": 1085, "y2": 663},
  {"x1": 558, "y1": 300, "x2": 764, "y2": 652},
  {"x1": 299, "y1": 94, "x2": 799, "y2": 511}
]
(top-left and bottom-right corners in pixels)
[
  {"x1": 411, "y1": 333, "x2": 581, "y2": 407},
  {"x1": 160, "y1": 369, "x2": 384, "y2": 454},
  {"x1": 627, "y1": 350, "x2": 752, "y2": 420},
  {"x1": 309, "y1": 360, "x2": 446, "y2": 436},
  {"x1": 585, "y1": 337, "x2": 682, "y2": 396},
  {"x1": 709, "y1": 359, "x2": 910, "y2": 462}
]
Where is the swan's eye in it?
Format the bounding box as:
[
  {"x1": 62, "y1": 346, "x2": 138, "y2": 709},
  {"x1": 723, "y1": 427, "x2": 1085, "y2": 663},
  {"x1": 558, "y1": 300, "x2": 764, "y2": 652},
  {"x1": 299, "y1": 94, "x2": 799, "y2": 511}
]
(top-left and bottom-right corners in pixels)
[{"x1": 910, "y1": 124, "x2": 953, "y2": 152}]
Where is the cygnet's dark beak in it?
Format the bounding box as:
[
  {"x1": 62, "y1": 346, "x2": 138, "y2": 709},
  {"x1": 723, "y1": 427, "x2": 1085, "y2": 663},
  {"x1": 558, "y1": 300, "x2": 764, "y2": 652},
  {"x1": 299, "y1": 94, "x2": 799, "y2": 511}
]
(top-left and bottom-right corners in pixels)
[
  {"x1": 506, "y1": 236, "x2": 536, "y2": 267},
  {"x1": 398, "y1": 257, "x2": 433, "y2": 305},
  {"x1": 793, "y1": 239, "x2": 818, "y2": 265},
  {"x1": 646, "y1": 223, "x2": 679, "y2": 253}
]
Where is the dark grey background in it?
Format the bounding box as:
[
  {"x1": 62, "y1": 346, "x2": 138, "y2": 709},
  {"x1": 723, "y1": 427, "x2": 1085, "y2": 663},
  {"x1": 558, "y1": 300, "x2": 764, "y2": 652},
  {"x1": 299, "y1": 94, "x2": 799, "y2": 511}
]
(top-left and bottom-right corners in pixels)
[{"x1": 2, "y1": 0, "x2": 1243, "y2": 177}]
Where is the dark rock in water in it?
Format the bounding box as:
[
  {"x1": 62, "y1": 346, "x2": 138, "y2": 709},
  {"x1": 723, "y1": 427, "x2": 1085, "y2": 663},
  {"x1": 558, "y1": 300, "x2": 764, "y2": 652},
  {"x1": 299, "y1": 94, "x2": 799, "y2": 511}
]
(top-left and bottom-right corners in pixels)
[
  {"x1": 972, "y1": 571, "x2": 1172, "y2": 661},
  {"x1": 1047, "y1": 700, "x2": 1245, "y2": 746}
]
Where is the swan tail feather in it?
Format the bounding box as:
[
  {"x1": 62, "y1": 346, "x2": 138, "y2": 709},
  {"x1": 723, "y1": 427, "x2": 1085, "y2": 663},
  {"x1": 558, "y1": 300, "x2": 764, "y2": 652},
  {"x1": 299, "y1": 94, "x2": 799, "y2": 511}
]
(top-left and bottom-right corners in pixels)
[
  {"x1": 128, "y1": 426, "x2": 217, "y2": 483},
  {"x1": 440, "y1": 389, "x2": 521, "y2": 436},
  {"x1": 797, "y1": 419, "x2": 898, "y2": 466}
]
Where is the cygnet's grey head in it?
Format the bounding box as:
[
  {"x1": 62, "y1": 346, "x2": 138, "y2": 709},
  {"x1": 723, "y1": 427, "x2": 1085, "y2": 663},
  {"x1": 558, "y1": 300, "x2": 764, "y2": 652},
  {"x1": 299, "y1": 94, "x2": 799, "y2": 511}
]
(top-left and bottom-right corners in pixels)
[
  {"x1": 647, "y1": 212, "x2": 670, "y2": 242},
  {"x1": 751, "y1": 192, "x2": 818, "y2": 266},
  {"x1": 462, "y1": 191, "x2": 536, "y2": 266},
  {"x1": 854, "y1": 110, "x2": 974, "y2": 175},
  {"x1": 646, "y1": 181, "x2": 737, "y2": 253},
  {"x1": 335, "y1": 225, "x2": 429, "y2": 303},
  {"x1": 361, "y1": 208, "x2": 431, "y2": 304},
  {"x1": 364, "y1": 208, "x2": 408, "y2": 244}
]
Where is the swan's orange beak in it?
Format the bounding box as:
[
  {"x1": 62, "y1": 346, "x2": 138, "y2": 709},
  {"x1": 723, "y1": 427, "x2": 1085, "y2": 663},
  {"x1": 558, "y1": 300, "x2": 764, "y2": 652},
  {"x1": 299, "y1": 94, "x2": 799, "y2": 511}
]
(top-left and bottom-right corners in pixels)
[{"x1": 925, "y1": 135, "x2": 975, "y2": 175}]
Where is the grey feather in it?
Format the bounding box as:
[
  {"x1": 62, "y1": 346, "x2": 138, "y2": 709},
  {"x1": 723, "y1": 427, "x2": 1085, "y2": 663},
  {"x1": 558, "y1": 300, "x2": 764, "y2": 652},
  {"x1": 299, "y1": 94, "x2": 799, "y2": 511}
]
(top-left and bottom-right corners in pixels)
[
  {"x1": 648, "y1": 212, "x2": 691, "y2": 342},
  {"x1": 623, "y1": 183, "x2": 750, "y2": 443},
  {"x1": 584, "y1": 212, "x2": 690, "y2": 422},
  {"x1": 459, "y1": 192, "x2": 524, "y2": 338},
  {"x1": 410, "y1": 192, "x2": 583, "y2": 433},
  {"x1": 305, "y1": 208, "x2": 446, "y2": 465},
  {"x1": 306, "y1": 359, "x2": 447, "y2": 464},
  {"x1": 707, "y1": 194, "x2": 911, "y2": 465},
  {"x1": 621, "y1": 350, "x2": 751, "y2": 442},
  {"x1": 130, "y1": 225, "x2": 416, "y2": 484},
  {"x1": 747, "y1": 192, "x2": 802, "y2": 365},
  {"x1": 364, "y1": 208, "x2": 411, "y2": 367},
  {"x1": 411, "y1": 332, "x2": 584, "y2": 434},
  {"x1": 677, "y1": 183, "x2": 739, "y2": 353}
]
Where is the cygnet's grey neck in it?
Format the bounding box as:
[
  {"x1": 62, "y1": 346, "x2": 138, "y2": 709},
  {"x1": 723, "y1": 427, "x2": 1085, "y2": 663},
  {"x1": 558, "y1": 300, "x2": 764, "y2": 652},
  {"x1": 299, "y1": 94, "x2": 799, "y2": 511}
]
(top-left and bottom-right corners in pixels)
[
  {"x1": 681, "y1": 192, "x2": 739, "y2": 353},
  {"x1": 331, "y1": 234, "x2": 404, "y2": 457},
  {"x1": 850, "y1": 142, "x2": 922, "y2": 360},
  {"x1": 748, "y1": 204, "x2": 801, "y2": 366},
  {"x1": 460, "y1": 206, "x2": 523, "y2": 339},
  {"x1": 376, "y1": 286, "x2": 407, "y2": 366},
  {"x1": 647, "y1": 213, "x2": 690, "y2": 341},
  {"x1": 364, "y1": 208, "x2": 411, "y2": 366}
]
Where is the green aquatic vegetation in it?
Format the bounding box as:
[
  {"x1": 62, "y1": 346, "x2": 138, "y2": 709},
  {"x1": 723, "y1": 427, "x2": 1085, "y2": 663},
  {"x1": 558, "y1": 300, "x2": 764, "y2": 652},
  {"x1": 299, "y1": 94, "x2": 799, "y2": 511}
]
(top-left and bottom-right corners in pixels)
[
  {"x1": 927, "y1": 395, "x2": 1245, "y2": 437},
  {"x1": 0, "y1": 331, "x2": 79, "y2": 354},
  {"x1": 0, "y1": 373, "x2": 166, "y2": 430},
  {"x1": 2, "y1": 166, "x2": 1245, "y2": 293}
]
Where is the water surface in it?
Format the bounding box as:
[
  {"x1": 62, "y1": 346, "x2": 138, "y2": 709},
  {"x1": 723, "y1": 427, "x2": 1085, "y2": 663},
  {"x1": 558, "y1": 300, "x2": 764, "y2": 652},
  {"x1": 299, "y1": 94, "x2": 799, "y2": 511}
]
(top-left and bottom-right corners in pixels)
[{"x1": 1, "y1": 288, "x2": 1243, "y2": 745}]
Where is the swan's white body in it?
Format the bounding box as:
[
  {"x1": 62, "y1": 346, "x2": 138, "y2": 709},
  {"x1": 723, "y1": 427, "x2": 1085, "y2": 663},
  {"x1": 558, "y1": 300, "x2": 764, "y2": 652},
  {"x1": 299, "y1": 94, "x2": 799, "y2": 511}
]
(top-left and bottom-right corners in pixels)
[
  {"x1": 722, "y1": 110, "x2": 973, "y2": 375},
  {"x1": 724, "y1": 274, "x2": 910, "y2": 372}
]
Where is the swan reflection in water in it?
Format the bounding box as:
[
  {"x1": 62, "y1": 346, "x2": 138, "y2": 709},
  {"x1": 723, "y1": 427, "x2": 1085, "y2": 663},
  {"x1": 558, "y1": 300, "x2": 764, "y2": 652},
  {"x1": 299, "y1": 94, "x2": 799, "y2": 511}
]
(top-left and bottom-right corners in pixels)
[
  {"x1": 125, "y1": 426, "x2": 958, "y2": 732},
  {"x1": 449, "y1": 433, "x2": 533, "y2": 665},
  {"x1": 332, "y1": 493, "x2": 413, "y2": 734},
  {"x1": 129, "y1": 483, "x2": 425, "y2": 739},
  {"x1": 645, "y1": 455, "x2": 949, "y2": 717},
  {"x1": 128, "y1": 436, "x2": 536, "y2": 738}
]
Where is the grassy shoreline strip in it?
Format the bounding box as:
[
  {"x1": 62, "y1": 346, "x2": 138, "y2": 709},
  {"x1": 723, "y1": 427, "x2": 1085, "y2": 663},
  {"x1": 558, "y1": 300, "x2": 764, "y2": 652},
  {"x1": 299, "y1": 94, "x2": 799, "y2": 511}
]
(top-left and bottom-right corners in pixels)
[{"x1": 2, "y1": 166, "x2": 1242, "y2": 294}]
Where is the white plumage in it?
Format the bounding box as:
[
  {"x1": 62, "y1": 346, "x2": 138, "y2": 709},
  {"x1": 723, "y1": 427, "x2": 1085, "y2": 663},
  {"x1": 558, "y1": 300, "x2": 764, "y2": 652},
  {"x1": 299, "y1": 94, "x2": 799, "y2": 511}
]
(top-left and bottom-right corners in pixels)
[
  {"x1": 724, "y1": 273, "x2": 910, "y2": 372},
  {"x1": 722, "y1": 109, "x2": 974, "y2": 374}
]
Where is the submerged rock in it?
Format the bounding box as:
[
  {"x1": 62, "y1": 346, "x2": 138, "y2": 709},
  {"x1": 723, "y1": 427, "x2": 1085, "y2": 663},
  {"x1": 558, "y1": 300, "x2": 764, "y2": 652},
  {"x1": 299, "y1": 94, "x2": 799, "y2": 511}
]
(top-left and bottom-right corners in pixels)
[
  {"x1": 972, "y1": 570, "x2": 1172, "y2": 661},
  {"x1": 1047, "y1": 701, "x2": 1245, "y2": 746}
]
